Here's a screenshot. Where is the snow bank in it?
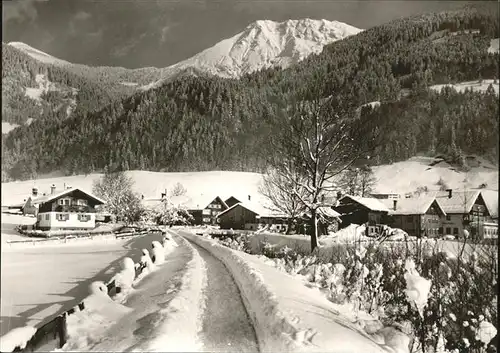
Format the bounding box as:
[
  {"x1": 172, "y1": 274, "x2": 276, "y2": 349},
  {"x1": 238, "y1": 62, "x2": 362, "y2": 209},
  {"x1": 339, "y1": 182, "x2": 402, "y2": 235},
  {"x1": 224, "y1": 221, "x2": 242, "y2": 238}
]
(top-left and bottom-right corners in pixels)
[
  {"x1": 0, "y1": 326, "x2": 37, "y2": 352},
  {"x1": 183, "y1": 233, "x2": 389, "y2": 353},
  {"x1": 135, "y1": 235, "x2": 207, "y2": 352},
  {"x1": 62, "y1": 282, "x2": 133, "y2": 351},
  {"x1": 249, "y1": 232, "x2": 313, "y2": 254}
]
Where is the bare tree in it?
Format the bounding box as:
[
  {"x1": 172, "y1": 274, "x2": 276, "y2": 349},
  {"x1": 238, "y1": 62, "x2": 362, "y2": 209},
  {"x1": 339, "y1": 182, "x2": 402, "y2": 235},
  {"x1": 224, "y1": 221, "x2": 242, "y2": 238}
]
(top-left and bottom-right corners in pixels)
[
  {"x1": 170, "y1": 182, "x2": 187, "y2": 197},
  {"x1": 268, "y1": 94, "x2": 376, "y2": 252},
  {"x1": 358, "y1": 165, "x2": 377, "y2": 197},
  {"x1": 338, "y1": 165, "x2": 376, "y2": 197},
  {"x1": 259, "y1": 166, "x2": 308, "y2": 233}
]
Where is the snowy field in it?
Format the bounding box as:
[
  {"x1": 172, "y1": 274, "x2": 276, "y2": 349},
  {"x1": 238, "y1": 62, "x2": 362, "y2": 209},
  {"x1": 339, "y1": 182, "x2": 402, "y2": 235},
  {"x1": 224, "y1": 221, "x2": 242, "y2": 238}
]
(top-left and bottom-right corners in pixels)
[
  {"x1": 2, "y1": 122, "x2": 20, "y2": 135},
  {"x1": 488, "y1": 38, "x2": 499, "y2": 54},
  {"x1": 1, "y1": 230, "x2": 163, "y2": 337},
  {"x1": 429, "y1": 79, "x2": 499, "y2": 95},
  {"x1": 371, "y1": 156, "x2": 498, "y2": 194},
  {"x1": 2, "y1": 160, "x2": 498, "y2": 210},
  {"x1": 1, "y1": 170, "x2": 265, "y2": 207}
]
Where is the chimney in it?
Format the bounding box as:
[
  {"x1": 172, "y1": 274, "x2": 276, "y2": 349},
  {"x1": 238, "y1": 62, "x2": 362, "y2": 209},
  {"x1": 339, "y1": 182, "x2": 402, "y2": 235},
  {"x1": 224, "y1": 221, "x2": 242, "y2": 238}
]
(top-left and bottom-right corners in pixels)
[
  {"x1": 51, "y1": 184, "x2": 56, "y2": 195},
  {"x1": 161, "y1": 193, "x2": 166, "y2": 199},
  {"x1": 66, "y1": 184, "x2": 72, "y2": 190},
  {"x1": 32, "y1": 187, "x2": 38, "y2": 197},
  {"x1": 446, "y1": 189, "x2": 453, "y2": 199},
  {"x1": 393, "y1": 200, "x2": 397, "y2": 211},
  {"x1": 141, "y1": 194, "x2": 144, "y2": 200},
  {"x1": 336, "y1": 191, "x2": 343, "y2": 200},
  {"x1": 248, "y1": 195, "x2": 251, "y2": 201}
]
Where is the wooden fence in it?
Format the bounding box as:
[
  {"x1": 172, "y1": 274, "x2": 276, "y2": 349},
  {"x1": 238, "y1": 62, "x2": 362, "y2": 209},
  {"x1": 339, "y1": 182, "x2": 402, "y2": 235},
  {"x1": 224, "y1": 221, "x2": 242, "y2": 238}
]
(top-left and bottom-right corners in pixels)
[{"x1": 8, "y1": 231, "x2": 157, "y2": 352}]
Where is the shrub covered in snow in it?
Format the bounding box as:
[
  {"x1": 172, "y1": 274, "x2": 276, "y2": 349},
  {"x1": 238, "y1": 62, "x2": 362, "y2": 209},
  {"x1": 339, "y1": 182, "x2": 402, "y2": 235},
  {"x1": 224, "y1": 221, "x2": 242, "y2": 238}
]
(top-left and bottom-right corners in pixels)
[{"x1": 209, "y1": 232, "x2": 498, "y2": 353}]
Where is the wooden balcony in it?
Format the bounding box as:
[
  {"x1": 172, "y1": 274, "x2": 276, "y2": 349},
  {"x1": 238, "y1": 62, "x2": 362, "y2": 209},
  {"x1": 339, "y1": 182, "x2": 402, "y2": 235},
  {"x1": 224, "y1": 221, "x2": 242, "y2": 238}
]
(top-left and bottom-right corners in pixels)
[{"x1": 54, "y1": 205, "x2": 97, "y2": 213}]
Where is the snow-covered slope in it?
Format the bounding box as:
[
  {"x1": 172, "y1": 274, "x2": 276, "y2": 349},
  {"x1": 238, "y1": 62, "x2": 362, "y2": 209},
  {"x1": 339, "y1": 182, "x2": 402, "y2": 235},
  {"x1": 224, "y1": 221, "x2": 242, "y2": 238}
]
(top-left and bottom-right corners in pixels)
[
  {"x1": 7, "y1": 42, "x2": 72, "y2": 66},
  {"x1": 2, "y1": 160, "x2": 497, "y2": 208},
  {"x1": 142, "y1": 19, "x2": 362, "y2": 89},
  {"x1": 430, "y1": 79, "x2": 499, "y2": 95}
]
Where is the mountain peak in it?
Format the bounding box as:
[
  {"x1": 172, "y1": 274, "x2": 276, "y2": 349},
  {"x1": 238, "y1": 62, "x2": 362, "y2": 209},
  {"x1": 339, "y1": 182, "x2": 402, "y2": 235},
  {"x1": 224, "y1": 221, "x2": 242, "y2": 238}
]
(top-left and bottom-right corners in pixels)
[{"x1": 144, "y1": 18, "x2": 362, "y2": 88}]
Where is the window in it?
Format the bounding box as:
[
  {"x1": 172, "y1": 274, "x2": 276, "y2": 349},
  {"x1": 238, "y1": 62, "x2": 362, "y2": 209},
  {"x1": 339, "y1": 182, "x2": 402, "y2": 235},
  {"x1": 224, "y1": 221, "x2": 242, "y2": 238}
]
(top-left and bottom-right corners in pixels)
[
  {"x1": 45, "y1": 214, "x2": 49, "y2": 220},
  {"x1": 203, "y1": 217, "x2": 210, "y2": 223},
  {"x1": 59, "y1": 199, "x2": 64, "y2": 205},
  {"x1": 78, "y1": 214, "x2": 90, "y2": 222},
  {"x1": 202, "y1": 209, "x2": 211, "y2": 215},
  {"x1": 438, "y1": 227, "x2": 443, "y2": 235},
  {"x1": 64, "y1": 199, "x2": 70, "y2": 206},
  {"x1": 446, "y1": 215, "x2": 451, "y2": 221},
  {"x1": 446, "y1": 227, "x2": 451, "y2": 235},
  {"x1": 56, "y1": 213, "x2": 69, "y2": 221},
  {"x1": 453, "y1": 228, "x2": 459, "y2": 235},
  {"x1": 77, "y1": 199, "x2": 88, "y2": 206}
]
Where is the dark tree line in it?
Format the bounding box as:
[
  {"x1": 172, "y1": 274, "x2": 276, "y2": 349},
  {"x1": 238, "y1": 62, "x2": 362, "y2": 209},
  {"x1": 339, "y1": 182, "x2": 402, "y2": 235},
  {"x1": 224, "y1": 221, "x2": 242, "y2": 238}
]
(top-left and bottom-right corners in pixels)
[{"x1": 2, "y1": 5, "x2": 499, "y2": 181}]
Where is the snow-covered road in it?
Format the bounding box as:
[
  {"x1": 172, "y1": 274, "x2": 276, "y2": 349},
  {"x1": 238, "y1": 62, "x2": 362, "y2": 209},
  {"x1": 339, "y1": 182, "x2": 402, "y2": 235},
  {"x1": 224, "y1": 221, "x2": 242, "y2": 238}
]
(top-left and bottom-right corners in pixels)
[
  {"x1": 190, "y1": 242, "x2": 259, "y2": 352},
  {"x1": 1, "y1": 232, "x2": 163, "y2": 337}
]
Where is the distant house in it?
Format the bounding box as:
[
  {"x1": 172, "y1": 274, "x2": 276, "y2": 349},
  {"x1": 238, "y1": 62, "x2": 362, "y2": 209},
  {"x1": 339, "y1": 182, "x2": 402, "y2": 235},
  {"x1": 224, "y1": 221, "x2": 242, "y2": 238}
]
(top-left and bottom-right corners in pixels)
[
  {"x1": 370, "y1": 193, "x2": 401, "y2": 200},
  {"x1": 381, "y1": 196, "x2": 447, "y2": 238},
  {"x1": 217, "y1": 203, "x2": 260, "y2": 230},
  {"x1": 436, "y1": 189, "x2": 496, "y2": 240},
  {"x1": 13, "y1": 184, "x2": 106, "y2": 231},
  {"x1": 217, "y1": 199, "x2": 291, "y2": 232},
  {"x1": 169, "y1": 194, "x2": 229, "y2": 226},
  {"x1": 299, "y1": 207, "x2": 341, "y2": 236},
  {"x1": 333, "y1": 195, "x2": 390, "y2": 235}
]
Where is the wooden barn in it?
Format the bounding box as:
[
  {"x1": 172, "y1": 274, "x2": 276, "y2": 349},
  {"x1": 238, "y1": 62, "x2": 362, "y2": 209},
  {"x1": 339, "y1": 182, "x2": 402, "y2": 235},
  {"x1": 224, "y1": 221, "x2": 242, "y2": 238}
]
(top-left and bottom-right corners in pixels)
[{"x1": 333, "y1": 195, "x2": 390, "y2": 233}]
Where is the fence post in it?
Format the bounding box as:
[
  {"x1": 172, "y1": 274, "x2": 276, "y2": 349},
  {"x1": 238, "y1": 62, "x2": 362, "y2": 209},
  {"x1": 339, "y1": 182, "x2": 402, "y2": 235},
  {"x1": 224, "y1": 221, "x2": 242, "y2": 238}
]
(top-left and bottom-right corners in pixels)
[{"x1": 58, "y1": 313, "x2": 68, "y2": 348}]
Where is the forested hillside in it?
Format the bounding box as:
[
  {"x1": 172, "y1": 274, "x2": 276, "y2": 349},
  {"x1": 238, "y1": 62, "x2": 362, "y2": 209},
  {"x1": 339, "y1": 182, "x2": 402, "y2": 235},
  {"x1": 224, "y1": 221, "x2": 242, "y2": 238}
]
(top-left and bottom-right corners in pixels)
[
  {"x1": 2, "y1": 43, "x2": 163, "y2": 127},
  {"x1": 2, "y1": 5, "x2": 499, "y2": 181}
]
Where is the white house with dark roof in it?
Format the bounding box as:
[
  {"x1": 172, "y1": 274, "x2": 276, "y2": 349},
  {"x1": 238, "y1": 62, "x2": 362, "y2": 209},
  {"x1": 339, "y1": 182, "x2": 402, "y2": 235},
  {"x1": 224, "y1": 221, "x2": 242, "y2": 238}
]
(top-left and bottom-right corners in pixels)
[
  {"x1": 435, "y1": 189, "x2": 496, "y2": 240},
  {"x1": 13, "y1": 184, "x2": 106, "y2": 231}
]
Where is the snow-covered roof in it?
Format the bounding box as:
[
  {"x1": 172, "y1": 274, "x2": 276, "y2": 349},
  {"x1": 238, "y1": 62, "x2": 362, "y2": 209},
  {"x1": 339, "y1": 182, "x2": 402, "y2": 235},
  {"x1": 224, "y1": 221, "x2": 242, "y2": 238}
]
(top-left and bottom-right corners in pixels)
[
  {"x1": 338, "y1": 195, "x2": 390, "y2": 212},
  {"x1": 480, "y1": 190, "x2": 498, "y2": 218},
  {"x1": 317, "y1": 207, "x2": 341, "y2": 218},
  {"x1": 435, "y1": 190, "x2": 481, "y2": 214},
  {"x1": 381, "y1": 196, "x2": 446, "y2": 216},
  {"x1": 21, "y1": 188, "x2": 105, "y2": 207},
  {"x1": 163, "y1": 194, "x2": 228, "y2": 210},
  {"x1": 217, "y1": 201, "x2": 289, "y2": 219}
]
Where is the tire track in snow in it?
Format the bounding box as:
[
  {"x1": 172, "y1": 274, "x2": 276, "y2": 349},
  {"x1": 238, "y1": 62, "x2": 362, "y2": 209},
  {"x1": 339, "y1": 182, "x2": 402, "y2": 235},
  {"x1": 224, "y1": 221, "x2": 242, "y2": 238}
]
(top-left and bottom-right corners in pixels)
[{"x1": 187, "y1": 240, "x2": 259, "y2": 353}]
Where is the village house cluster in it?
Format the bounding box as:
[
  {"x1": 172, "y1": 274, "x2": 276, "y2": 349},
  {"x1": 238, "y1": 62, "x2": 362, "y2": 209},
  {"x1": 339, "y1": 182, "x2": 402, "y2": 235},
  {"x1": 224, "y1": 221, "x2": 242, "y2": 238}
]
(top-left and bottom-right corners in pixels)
[
  {"x1": 8, "y1": 183, "x2": 498, "y2": 241},
  {"x1": 144, "y1": 188, "x2": 498, "y2": 241}
]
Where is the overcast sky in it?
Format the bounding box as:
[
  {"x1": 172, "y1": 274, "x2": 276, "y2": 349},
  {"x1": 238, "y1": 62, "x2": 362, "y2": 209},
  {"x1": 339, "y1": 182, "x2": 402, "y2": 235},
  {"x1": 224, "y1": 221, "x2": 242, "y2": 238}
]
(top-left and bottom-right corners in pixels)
[{"x1": 2, "y1": 0, "x2": 476, "y2": 69}]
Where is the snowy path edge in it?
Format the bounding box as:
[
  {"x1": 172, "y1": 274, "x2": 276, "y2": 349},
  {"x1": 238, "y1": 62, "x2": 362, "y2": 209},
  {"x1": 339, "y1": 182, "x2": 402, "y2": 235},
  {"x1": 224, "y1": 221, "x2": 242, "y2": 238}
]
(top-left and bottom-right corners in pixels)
[
  {"x1": 135, "y1": 233, "x2": 207, "y2": 352},
  {"x1": 181, "y1": 232, "x2": 301, "y2": 353}
]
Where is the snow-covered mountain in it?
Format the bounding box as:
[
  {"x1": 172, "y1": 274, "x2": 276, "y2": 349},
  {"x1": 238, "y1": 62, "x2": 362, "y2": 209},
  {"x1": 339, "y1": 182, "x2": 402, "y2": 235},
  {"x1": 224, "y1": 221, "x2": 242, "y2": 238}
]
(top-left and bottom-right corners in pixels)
[
  {"x1": 175, "y1": 19, "x2": 362, "y2": 76},
  {"x1": 7, "y1": 42, "x2": 73, "y2": 66},
  {"x1": 142, "y1": 19, "x2": 362, "y2": 89}
]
